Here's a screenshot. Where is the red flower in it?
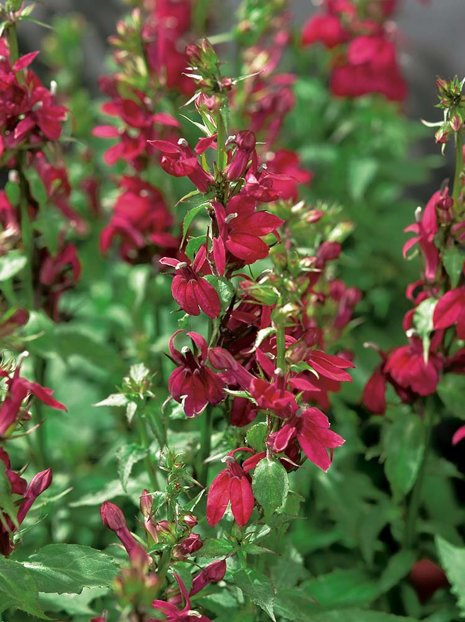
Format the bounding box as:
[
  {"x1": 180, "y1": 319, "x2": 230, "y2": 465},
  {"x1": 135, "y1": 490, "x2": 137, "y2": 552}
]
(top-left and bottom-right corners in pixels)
[
  {"x1": 0, "y1": 364, "x2": 66, "y2": 437},
  {"x1": 225, "y1": 131, "x2": 257, "y2": 181},
  {"x1": 160, "y1": 246, "x2": 221, "y2": 319},
  {"x1": 152, "y1": 573, "x2": 211, "y2": 622},
  {"x1": 384, "y1": 339, "x2": 442, "y2": 397},
  {"x1": 168, "y1": 332, "x2": 224, "y2": 417},
  {"x1": 213, "y1": 197, "x2": 283, "y2": 265},
  {"x1": 433, "y1": 286, "x2": 465, "y2": 338},
  {"x1": 206, "y1": 451, "x2": 257, "y2": 527},
  {"x1": 263, "y1": 149, "x2": 313, "y2": 200},
  {"x1": 301, "y1": 14, "x2": 348, "y2": 49},
  {"x1": 40, "y1": 243, "x2": 81, "y2": 320},
  {"x1": 100, "y1": 176, "x2": 176, "y2": 260},
  {"x1": 150, "y1": 138, "x2": 214, "y2": 192},
  {"x1": 404, "y1": 190, "x2": 442, "y2": 282},
  {"x1": 268, "y1": 407, "x2": 345, "y2": 472},
  {"x1": 100, "y1": 501, "x2": 149, "y2": 563}
]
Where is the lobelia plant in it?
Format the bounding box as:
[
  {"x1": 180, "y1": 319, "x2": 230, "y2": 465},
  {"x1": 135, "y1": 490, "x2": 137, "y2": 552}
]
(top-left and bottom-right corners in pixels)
[{"x1": 362, "y1": 76, "x2": 465, "y2": 616}]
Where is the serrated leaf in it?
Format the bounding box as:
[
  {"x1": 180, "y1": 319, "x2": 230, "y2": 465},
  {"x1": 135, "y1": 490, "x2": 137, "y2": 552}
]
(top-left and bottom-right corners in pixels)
[
  {"x1": 304, "y1": 610, "x2": 417, "y2": 622},
  {"x1": 0, "y1": 557, "x2": 47, "y2": 618},
  {"x1": 246, "y1": 422, "x2": 267, "y2": 452},
  {"x1": 39, "y1": 586, "x2": 109, "y2": 616},
  {"x1": 0, "y1": 251, "x2": 27, "y2": 282},
  {"x1": 252, "y1": 458, "x2": 288, "y2": 518},
  {"x1": 197, "y1": 538, "x2": 235, "y2": 558},
  {"x1": 22, "y1": 545, "x2": 118, "y2": 595},
  {"x1": 116, "y1": 443, "x2": 147, "y2": 490},
  {"x1": 234, "y1": 568, "x2": 276, "y2": 621},
  {"x1": 378, "y1": 550, "x2": 416, "y2": 594},
  {"x1": 384, "y1": 411, "x2": 425, "y2": 500},
  {"x1": 436, "y1": 536, "x2": 465, "y2": 615}
]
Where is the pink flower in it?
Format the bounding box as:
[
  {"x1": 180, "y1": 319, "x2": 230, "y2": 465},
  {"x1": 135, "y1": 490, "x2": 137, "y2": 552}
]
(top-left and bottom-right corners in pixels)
[
  {"x1": 206, "y1": 452, "x2": 256, "y2": 527},
  {"x1": 168, "y1": 332, "x2": 224, "y2": 417},
  {"x1": 268, "y1": 407, "x2": 345, "y2": 472},
  {"x1": 160, "y1": 246, "x2": 221, "y2": 319},
  {"x1": 452, "y1": 425, "x2": 465, "y2": 446},
  {"x1": 39, "y1": 243, "x2": 81, "y2": 320},
  {"x1": 263, "y1": 149, "x2": 313, "y2": 200}
]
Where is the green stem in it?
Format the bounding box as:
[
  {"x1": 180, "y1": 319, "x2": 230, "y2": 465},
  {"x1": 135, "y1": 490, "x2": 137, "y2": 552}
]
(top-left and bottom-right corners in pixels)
[
  {"x1": 198, "y1": 406, "x2": 212, "y2": 488},
  {"x1": 193, "y1": 0, "x2": 210, "y2": 35},
  {"x1": 6, "y1": 22, "x2": 19, "y2": 64},
  {"x1": 403, "y1": 401, "x2": 434, "y2": 549},
  {"x1": 452, "y1": 129, "x2": 463, "y2": 213},
  {"x1": 136, "y1": 414, "x2": 159, "y2": 492},
  {"x1": 33, "y1": 356, "x2": 48, "y2": 469},
  {"x1": 216, "y1": 108, "x2": 227, "y2": 173},
  {"x1": 275, "y1": 320, "x2": 286, "y2": 373},
  {"x1": 18, "y1": 167, "x2": 35, "y2": 309}
]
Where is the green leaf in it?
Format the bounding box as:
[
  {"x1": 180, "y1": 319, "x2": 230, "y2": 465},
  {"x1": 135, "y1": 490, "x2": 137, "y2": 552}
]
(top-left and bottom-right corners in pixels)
[
  {"x1": 274, "y1": 587, "x2": 317, "y2": 620},
  {"x1": 246, "y1": 422, "x2": 268, "y2": 452},
  {"x1": 378, "y1": 550, "x2": 416, "y2": 594},
  {"x1": 252, "y1": 458, "x2": 289, "y2": 518},
  {"x1": 0, "y1": 461, "x2": 19, "y2": 529},
  {"x1": 0, "y1": 251, "x2": 27, "y2": 282},
  {"x1": 304, "y1": 610, "x2": 417, "y2": 622},
  {"x1": 182, "y1": 202, "x2": 207, "y2": 242},
  {"x1": 0, "y1": 558, "x2": 47, "y2": 618},
  {"x1": 302, "y1": 569, "x2": 379, "y2": 609},
  {"x1": 234, "y1": 568, "x2": 276, "y2": 621},
  {"x1": 348, "y1": 158, "x2": 378, "y2": 201},
  {"x1": 39, "y1": 586, "x2": 109, "y2": 616},
  {"x1": 116, "y1": 443, "x2": 147, "y2": 490},
  {"x1": 185, "y1": 235, "x2": 206, "y2": 261},
  {"x1": 197, "y1": 538, "x2": 235, "y2": 558},
  {"x1": 22, "y1": 544, "x2": 119, "y2": 595},
  {"x1": 442, "y1": 247, "x2": 465, "y2": 288},
  {"x1": 437, "y1": 375, "x2": 465, "y2": 419},
  {"x1": 4, "y1": 180, "x2": 20, "y2": 206},
  {"x1": 384, "y1": 410, "x2": 425, "y2": 500},
  {"x1": 436, "y1": 536, "x2": 465, "y2": 614},
  {"x1": 204, "y1": 275, "x2": 235, "y2": 311}
]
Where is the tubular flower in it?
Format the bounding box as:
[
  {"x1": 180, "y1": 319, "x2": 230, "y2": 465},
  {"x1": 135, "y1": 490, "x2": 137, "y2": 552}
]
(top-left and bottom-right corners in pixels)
[
  {"x1": 268, "y1": 407, "x2": 345, "y2": 472},
  {"x1": 150, "y1": 138, "x2": 214, "y2": 192},
  {"x1": 160, "y1": 246, "x2": 221, "y2": 319},
  {"x1": 168, "y1": 332, "x2": 224, "y2": 417},
  {"x1": 152, "y1": 573, "x2": 212, "y2": 622},
  {"x1": 100, "y1": 501, "x2": 150, "y2": 563},
  {"x1": 206, "y1": 451, "x2": 257, "y2": 527},
  {"x1": 433, "y1": 286, "x2": 465, "y2": 339}
]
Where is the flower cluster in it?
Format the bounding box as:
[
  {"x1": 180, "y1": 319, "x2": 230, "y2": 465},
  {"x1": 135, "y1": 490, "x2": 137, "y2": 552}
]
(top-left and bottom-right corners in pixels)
[
  {"x1": 95, "y1": 0, "x2": 195, "y2": 261},
  {"x1": 301, "y1": 0, "x2": 406, "y2": 102},
  {"x1": 363, "y1": 78, "x2": 465, "y2": 444}
]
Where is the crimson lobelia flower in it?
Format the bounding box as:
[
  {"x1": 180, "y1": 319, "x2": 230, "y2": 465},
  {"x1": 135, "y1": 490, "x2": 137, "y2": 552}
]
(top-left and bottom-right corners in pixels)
[
  {"x1": 212, "y1": 196, "x2": 283, "y2": 265},
  {"x1": 403, "y1": 190, "x2": 442, "y2": 282},
  {"x1": 206, "y1": 449, "x2": 261, "y2": 527},
  {"x1": 100, "y1": 501, "x2": 150, "y2": 563},
  {"x1": 168, "y1": 332, "x2": 224, "y2": 417},
  {"x1": 150, "y1": 138, "x2": 214, "y2": 192},
  {"x1": 152, "y1": 573, "x2": 212, "y2": 622},
  {"x1": 160, "y1": 246, "x2": 221, "y2": 319},
  {"x1": 268, "y1": 407, "x2": 345, "y2": 472},
  {"x1": 433, "y1": 286, "x2": 465, "y2": 339},
  {"x1": 0, "y1": 363, "x2": 66, "y2": 437}
]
